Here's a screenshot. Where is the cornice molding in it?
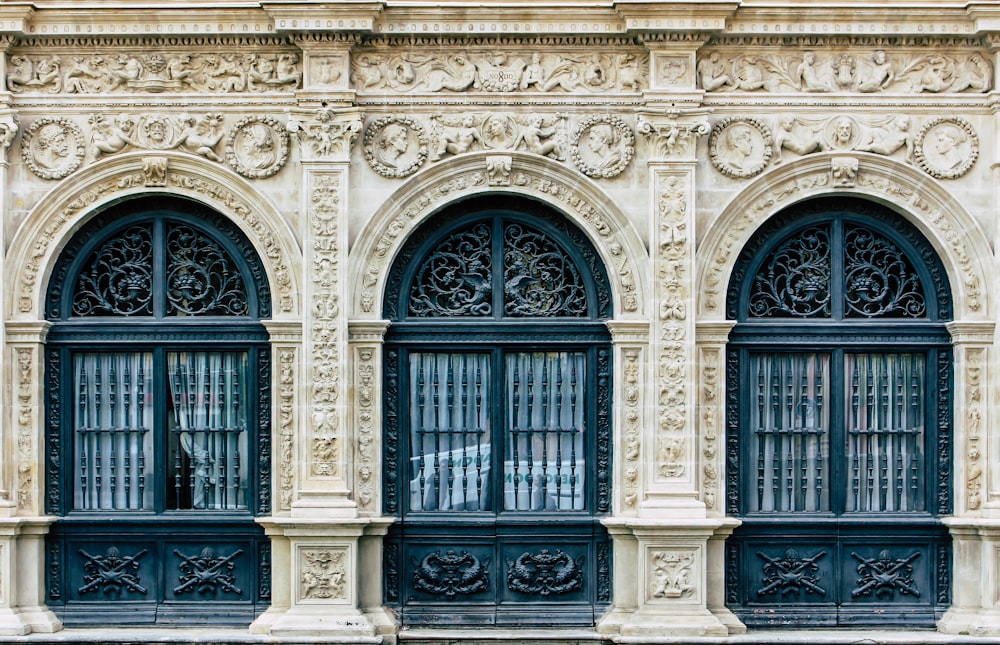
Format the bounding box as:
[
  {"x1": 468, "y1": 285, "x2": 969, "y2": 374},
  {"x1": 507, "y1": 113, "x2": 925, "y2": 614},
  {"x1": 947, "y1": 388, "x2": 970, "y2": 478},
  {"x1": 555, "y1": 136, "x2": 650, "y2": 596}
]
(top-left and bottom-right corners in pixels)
[
  {"x1": 264, "y1": 1, "x2": 382, "y2": 33},
  {"x1": 12, "y1": 7, "x2": 274, "y2": 37}
]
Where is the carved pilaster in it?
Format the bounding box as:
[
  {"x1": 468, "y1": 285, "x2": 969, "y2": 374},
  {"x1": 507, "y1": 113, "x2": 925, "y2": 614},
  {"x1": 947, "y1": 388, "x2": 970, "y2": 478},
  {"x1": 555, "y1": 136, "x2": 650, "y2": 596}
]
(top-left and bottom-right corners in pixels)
[
  {"x1": 608, "y1": 321, "x2": 650, "y2": 515},
  {"x1": 287, "y1": 108, "x2": 362, "y2": 163},
  {"x1": 349, "y1": 321, "x2": 388, "y2": 516},
  {"x1": 638, "y1": 111, "x2": 710, "y2": 162}
]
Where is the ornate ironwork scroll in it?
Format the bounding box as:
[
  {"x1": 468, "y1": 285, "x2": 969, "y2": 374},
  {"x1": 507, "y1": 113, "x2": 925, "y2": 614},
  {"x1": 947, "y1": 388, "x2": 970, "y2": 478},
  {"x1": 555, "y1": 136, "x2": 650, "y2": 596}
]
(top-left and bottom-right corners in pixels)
[
  {"x1": 503, "y1": 222, "x2": 586, "y2": 317},
  {"x1": 748, "y1": 225, "x2": 831, "y2": 318},
  {"x1": 506, "y1": 549, "x2": 583, "y2": 596},
  {"x1": 844, "y1": 226, "x2": 925, "y2": 318},
  {"x1": 409, "y1": 222, "x2": 492, "y2": 317},
  {"x1": 73, "y1": 225, "x2": 154, "y2": 317},
  {"x1": 412, "y1": 550, "x2": 489, "y2": 599},
  {"x1": 166, "y1": 225, "x2": 249, "y2": 316}
]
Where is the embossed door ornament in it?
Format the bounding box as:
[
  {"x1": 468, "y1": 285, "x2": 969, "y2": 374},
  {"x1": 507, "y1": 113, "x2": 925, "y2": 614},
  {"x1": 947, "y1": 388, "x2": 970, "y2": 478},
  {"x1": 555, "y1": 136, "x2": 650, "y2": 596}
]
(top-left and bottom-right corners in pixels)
[
  {"x1": 650, "y1": 550, "x2": 695, "y2": 599},
  {"x1": 412, "y1": 550, "x2": 490, "y2": 599},
  {"x1": 571, "y1": 115, "x2": 634, "y2": 179},
  {"x1": 757, "y1": 549, "x2": 827, "y2": 597},
  {"x1": 22, "y1": 117, "x2": 85, "y2": 179},
  {"x1": 363, "y1": 115, "x2": 428, "y2": 178},
  {"x1": 709, "y1": 117, "x2": 773, "y2": 179},
  {"x1": 506, "y1": 549, "x2": 583, "y2": 596},
  {"x1": 173, "y1": 547, "x2": 243, "y2": 595},
  {"x1": 225, "y1": 116, "x2": 290, "y2": 179},
  {"x1": 914, "y1": 117, "x2": 978, "y2": 179},
  {"x1": 851, "y1": 550, "x2": 921, "y2": 599},
  {"x1": 78, "y1": 546, "x2": 149, "y2": 596}
]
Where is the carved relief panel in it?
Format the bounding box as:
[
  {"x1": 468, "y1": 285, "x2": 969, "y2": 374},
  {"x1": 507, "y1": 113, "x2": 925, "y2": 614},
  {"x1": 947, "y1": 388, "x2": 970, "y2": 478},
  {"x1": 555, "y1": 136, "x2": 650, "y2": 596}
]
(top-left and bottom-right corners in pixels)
[
  {"x1": 298, "y1": 546, "x2": 350, "y2": 603},
  {"x1": 645, "y1": 545, "x2": 701, "y2": 605}
]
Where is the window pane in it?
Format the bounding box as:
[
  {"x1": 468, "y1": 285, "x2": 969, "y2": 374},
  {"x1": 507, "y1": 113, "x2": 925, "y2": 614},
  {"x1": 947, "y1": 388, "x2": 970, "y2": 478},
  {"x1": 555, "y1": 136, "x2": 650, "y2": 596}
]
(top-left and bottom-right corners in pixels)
[
  {"x1": 504, "y1": 351, "x2": 586, "y2": 511},
  {"x1": 408, "y1": 353, "x2": 491, "y2": 511},
  {"x1": 845, "y1": 353, "x2": 925, "y2": 512},
  {"x1": 749, "y1": 353, "x2": 830, "y2": 512},
  {"x1": 73, "y1": 352, "x2": 154, "y2": 510},
  {"x1": 167, "y1": 351, "x2": 249, "y2": 510}
]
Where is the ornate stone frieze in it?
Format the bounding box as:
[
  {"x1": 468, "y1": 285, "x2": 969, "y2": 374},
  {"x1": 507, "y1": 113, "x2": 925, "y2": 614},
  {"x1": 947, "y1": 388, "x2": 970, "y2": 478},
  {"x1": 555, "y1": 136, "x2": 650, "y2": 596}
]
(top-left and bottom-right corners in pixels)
[
  {"x1": 650, "y1": 549, "x2": 696, "y2": 600},
  {"x1": 965, "y1": 348, "x2": 984, "y2": 511},
  {"x1": 697, "y1": 49, "x2": 991, "y2": 94},
  {"x1": 350, "y1": 49, "x2": 646, "y2": 93},
  {"x1": 914, "y1": 117, "x2": 978, "y2": 179},
  {"x1": 300, "y1": 548, "x2": 347, "y2": 600},
  {"x1": 571, "y1": 115, "x2": 635, "y2": 179},
  {"x1": 308, "y1": 174, "x2": 342, "y2": 479},
  {"x1": 700, "y1": 348, "x2": 720, "y2": 511},
  {"x1": 7, "y1": 51, "x2": 302, "y2": 94},
  {"x1": 21, "y1": 117, "x2": 85, "y2": 180},
  {"x1": 355, "y1": 347, "x2": 376, "y2": 511},
  {"x1": 622, "y1": 348, "x2": 641, "y2": 509},
  {"x1": 287, "y1": 108, "x2": 362, "y2": 162},
  {"x1": 656, "y1": 176, "x2": 690, "y2": 481},
  {"x1": 774, "y1": 115, "x2": 915, "y2": 165},
  {"x1": 708, "y1": 117, "x2": 773, "y2": 179},
  {"x1": 16, "y1": 348, "x2": 33, "y2": 511},
  {"x1": 638, "y1": 115, "x2": 710, "y2": 161},
  {"x1": 278, "y1": 348, "x2": 296, "y2": 511},
  {"x1": 225, "y1": 116, "x2": 290, "y2": 179}
]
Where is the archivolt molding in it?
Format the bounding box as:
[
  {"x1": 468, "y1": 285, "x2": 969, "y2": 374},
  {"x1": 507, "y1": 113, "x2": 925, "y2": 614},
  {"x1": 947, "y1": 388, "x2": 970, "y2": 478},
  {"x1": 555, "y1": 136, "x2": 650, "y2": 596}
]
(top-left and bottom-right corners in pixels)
[
  {"x1": 349, "y1": 151, "x2": 648, "y2": 320},
  {"x1": 697, "y1": 152, "x2": 989, "y2": 320},
  {"x1": 7, "y1": 151, "x2": 302, "y2": 320}
]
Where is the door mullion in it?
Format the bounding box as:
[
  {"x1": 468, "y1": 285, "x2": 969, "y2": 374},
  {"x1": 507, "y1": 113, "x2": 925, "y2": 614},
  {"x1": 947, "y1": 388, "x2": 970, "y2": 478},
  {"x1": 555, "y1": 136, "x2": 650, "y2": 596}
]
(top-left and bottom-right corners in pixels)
[{"x1": 830, "y1": 348, "x2": 846, "y2": 516}]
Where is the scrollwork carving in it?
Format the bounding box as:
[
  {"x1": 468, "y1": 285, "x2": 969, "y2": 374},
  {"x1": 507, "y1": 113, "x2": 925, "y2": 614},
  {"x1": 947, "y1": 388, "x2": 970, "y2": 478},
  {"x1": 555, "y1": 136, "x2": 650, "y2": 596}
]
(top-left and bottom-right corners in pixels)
[
  {"x1": 850, "y1": 550, "x2": 921, "y2": 599},
  {"x1": 966, "y1": 348, "x2": 984, "y2": 511},
  {"x1": 650, "y1": 549, "x2": 696, "y2": 599},
  {"x1": 301, "y1": 549, "x2": 347, "y2": 600},
  {"x1": 16, "y1": 349, "x2": 33, "y2": 511},
  {"x1": 278, "y1": 349, "x2": 295, "y2": 511}
]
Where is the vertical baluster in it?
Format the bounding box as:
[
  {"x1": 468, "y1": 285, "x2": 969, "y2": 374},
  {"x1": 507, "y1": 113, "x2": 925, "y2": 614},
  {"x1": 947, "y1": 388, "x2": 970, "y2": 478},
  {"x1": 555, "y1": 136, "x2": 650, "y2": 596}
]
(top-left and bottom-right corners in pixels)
[
  {"x1": 446, "y1": 358, "x2": 455, "y2": 508},
  {"x1": 525, "y1": 357, "x2": 535, "y2": 510},
  {"x1": 416, "y1": 357, "x2": 427, "y2": 509},
  {"x1": 851, "y1": 359, "x2": 860, "y2": 510},
  {"x1": 219, "y1": 360, "x2": 228, "y2": 509},
  {"x1": 785, "y1": 355, "x2": 794, "y2": 509},
  {"x1": 460, "y1": 359, "x2": 470, "y2": 506},
  {"x1": 554, "y1": 356, "x2": 563, "y2": 509},
  {"x1": 79, "y1": 360, "x2": 90, "y2": 508},
  {"x1": 94, "y1": 359, "x2": 103, "y2": 506},
  {"x1": 511, "y1": 358, "x2": 520, "y2": 509},
  {"x1": 201, "y1": 354, "x2": 211, "y2": 508},
  {"x1": 137, "y1": 360, "x2": 146, "y2": 505},
  {"x1": 815, "y1": 356, "x2": 824, "y2": 509},
  {"x1": 109, "y1": 360, "x2": 117, "y2": 508},
  {"x1": 172, "y1": 359, "x2": 184, "y2": 509},
  {"x1": 474, "y1": 361, "x2": 484, "y2": 507},
  {"x1": 569, "y1": 356, "x2": 579, "y2": 510},
  {"x1": 866, "y1": 357, "x2": 875, "y2": 511},
  {"x1": 770, "y1": 357, "x2": 781, "y2": 509},
  {"x1": 432, "y1": 358, "x2": 442, "y2": 508},
  {"x1": 232, "y1": 362, "x2": 241, "y2": 508},
  {"x1": 910, "y1": 356, "x2": 920, "y2": 505},
  {"x1": 123, "y1": 362, "x2": 132, "y2": 508},
  {"x1": 895, "y1": 354, "x2": 904, "y2": 510},
  {"x1": 800, "y1": 358, "x2": 809, "y2": 508},
  {"x1": 879, "y1": 355, "x2": 889, "y2": 511},
  {"x1": 756, "y1": 358, "x2": 765, "y2": 510},
  {"x1": 541, "y1": 355, "x2": 550, "y2": 509}
]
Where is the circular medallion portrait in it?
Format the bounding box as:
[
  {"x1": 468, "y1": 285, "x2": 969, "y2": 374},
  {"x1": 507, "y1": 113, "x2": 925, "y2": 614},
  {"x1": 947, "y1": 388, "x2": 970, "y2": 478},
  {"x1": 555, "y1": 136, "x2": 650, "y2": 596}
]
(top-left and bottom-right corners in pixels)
[
  {"x1": 709, "y1": 117, "x2": 773, "y2": 179},
  {"x1": 363, "y1": 116, "x2": 428, "y2": 178},
  {"x1": 823, "y1": 115, "x2": 862, "y2": 151},
  {"x1": 225, "y1": 116, "x2": 290, "y2": 179},
  {"x1": 22, "y1": 117, "x2": 85, "y2": 180},
  {"x1": 915, "y1": 117, "x2": 978, "y2": 179},
  {"x1": 571, "y1": 115, "x2": 634, "y2": 179}
]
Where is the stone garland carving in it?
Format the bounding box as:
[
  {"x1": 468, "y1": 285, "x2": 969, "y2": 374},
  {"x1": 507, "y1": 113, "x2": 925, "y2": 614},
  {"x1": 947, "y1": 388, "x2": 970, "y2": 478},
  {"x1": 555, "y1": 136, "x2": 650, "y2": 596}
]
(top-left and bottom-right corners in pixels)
[
  {"x1": 966, "y1": 348, "x2": 984, "y2": 511},
  {"x1": 650, "y1": 549, "x2": 696, "y2": 599},
  {"x1": 21, "y1": 117, "x2": 85, "y2": 180},
  {"x1": 622, "y1": 348, "x2": 641, "y2": 509},
  {"x1": 7, "y1": 52, "x2": 302, "y2": 94},
  {"x1": 278, "y1": 349, "x2": 296, "y2": 511},
  {"x1": 355, "y1": 348, "x2": 376, "y2": 511},
  {"x1": 571, "y1": 115, "x2": 635, "y2": 179},
  {"x1": 638, "y1": 117, "x2": 710, "y2": 160},
  {"x1": 914, "y1": 117, "x2": 978, "y2": 180},
  {"x1": 16, "y1": 349, "x2": 33, "y2": 511},
  {"x1": 708, "y1": 117, "x2": 773, "y2": 179},
  {"x1": 363, "y1": 115, "x2": 429, "y2": 178},
  {"x1": 287, "y1": 109, "x2": 362, "y2": 161},
  {"x1": 301, "y1": 549, "x2": 347, "y2": 600},
  {"x1": 700, "y1": 349, "x2": 720, "y2": 511},
  {"x1": 656, "y1": 177, "x2": 689, "y2": 480},
  {"x1": 309, "y1": 174, "x2": 342, "y2": 479},
  {"x1": 697, "y1": 49, "x2": 991, "y2": 94},
  {"x1": 225, "y1": 116, "x2": 290, "y2": 179},
  {"x1": 350, "y1": 51, "x2": 646, "y2": 93}
]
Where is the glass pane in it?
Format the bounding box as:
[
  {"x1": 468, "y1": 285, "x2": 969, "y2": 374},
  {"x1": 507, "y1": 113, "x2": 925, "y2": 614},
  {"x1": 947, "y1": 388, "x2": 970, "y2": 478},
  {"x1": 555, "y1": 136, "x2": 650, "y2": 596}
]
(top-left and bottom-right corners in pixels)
[
  {"x1": 845, "y1": 353, "x2": 925, "y2": 512},
  {"x1": 504, "y1": 351, "x2": 586, "y2": 511},
  {"x1": 73, "y1": 352, "x2": 154, "y2": 510},
  {"x1": 408, "y1": 353, "x2": 491, "y2": 511},
  {"x1": 749, "y1": 353, "x2": 830, "y2": 512},
  {"x1": 167, "y1": 351, "x2": 249, "y2": 510}
]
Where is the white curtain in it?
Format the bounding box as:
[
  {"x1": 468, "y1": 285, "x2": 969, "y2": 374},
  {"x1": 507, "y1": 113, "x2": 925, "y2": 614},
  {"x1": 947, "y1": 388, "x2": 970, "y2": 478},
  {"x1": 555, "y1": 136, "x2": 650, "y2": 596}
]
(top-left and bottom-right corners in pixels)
[
  {"x1": 749, "y1": 353, "x2": 830, "y2": 512},
  {"x1": 167, "y1": 351, "x2": 248, "y2": 510},
  {"x1": 844, "y1": 353, "x2": 925, "y2": 512},
  {"x1": 73, "y1": 352, "x2": 154, "y2": 510},
  {"x1": 504, "y1": 351, "x2": 586, "y2": 511},
  {"x1": 408, "y1": 352, "x2": 492, "y2": 511}
]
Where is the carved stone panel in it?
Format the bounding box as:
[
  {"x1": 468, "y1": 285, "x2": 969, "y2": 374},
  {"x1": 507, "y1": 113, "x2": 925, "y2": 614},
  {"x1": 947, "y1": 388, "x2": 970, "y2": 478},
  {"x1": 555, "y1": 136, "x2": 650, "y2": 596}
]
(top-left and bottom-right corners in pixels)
[
  {"x1": 22, "y1": 117, "x2": 85, "y2": 180},
  {"x1": 299, "y1": 547, "x2": 349, "y2": 602}
]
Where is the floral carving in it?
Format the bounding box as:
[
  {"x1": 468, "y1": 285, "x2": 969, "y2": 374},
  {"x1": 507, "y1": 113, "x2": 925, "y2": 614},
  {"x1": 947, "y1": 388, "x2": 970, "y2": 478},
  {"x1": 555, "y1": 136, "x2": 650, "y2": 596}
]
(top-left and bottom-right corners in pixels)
[
  {"x1": 16, "y1": 349, "x2": 33, "y2": 511},
  {"x1": 225, "y1": 116, "x2": 289, "y2": 179},
  {"x1": 709, "y1": 117, "x2": 773, "y2": 179},
  {"x1": 363, "y1": 116, "x2": 428, "y2": 178},
  {"x1": 650, "y1": 550, "x2": 695, "y2": 599},
  {"x1": 638, "y1": 116, "x2": 710, "y2": 160},
  {"x1": 7, "y1": 52, "x2": 302, "y2": 94},
  {"x1": 571, "y1": 115, "x2": 634, "y2": 179},
  {"x1": 22, "y1": 117, "x2": 85, "y2": 180},
  {"x1": 914, "y1": 117, "x2": 978, "y2": 179},
  {"x1": 301, "y1": 549, "x2": 347, "y2": 600},
  {"x1": 622, "y1": 348, "x2": 640, "y2": 509},
  {"x1": 966, "y1": 348, "x2": 983, "y2": 511},
  {"x1": 701, "y1": 349, "x2": 721, "y2": 510},
  {"x1": 355, "y1": 348, "x2": 376, "y2": 511},
  {"x1": 278, "y1": 349, "x2": 296, "y2": 511}
]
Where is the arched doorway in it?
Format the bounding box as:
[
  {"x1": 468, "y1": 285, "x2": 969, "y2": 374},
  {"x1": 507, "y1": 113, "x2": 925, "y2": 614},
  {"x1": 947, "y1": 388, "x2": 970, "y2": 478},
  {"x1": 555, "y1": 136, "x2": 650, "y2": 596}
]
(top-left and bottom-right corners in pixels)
[
  {"x1": 725, "y1": 197, "x2": 952, "y2": 627},
  {"x1": 43, "y1": 196, "x2": 272, "y2": 625},
  {"x1": 381, "y1": 196, "x2": 613, "y2": 627}
]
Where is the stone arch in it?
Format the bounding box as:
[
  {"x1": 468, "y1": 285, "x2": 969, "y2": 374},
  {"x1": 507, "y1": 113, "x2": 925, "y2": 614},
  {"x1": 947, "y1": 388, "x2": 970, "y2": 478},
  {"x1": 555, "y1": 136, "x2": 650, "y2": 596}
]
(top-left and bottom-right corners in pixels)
[
  {"x1": 349, "y1": 151, "x2": 648, "y2": 320},
  {"x1": 696, "y1": 152, "x2": 990, "y2": 320},
  {"x1": 6, "y1": 152, "x2": 302, "y2": 320}
]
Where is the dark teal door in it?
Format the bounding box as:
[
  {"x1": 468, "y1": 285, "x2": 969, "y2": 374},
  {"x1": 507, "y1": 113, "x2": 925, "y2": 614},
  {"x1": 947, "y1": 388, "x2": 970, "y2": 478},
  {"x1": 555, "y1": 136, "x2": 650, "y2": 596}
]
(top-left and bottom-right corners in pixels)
[{"x1": 725, "y1": 198, "x2": 952, "y2": 627}]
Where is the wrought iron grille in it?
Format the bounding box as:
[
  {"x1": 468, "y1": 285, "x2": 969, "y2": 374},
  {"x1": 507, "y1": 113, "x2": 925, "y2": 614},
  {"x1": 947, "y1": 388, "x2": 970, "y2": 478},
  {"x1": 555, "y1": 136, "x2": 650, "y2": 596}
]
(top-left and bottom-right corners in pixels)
[{"x1": 73, "y1": 226, "x2": 154, "y2": 317}]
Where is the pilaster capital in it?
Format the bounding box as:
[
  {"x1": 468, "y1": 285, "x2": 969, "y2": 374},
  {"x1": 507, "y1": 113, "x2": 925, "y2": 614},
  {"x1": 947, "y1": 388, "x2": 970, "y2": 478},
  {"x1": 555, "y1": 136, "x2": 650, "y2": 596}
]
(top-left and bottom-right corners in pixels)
[
  {"x1": 607, "y1": 319, "x2": 651, "y2": 345},
  {"x1": 947, "y1": 320, "x2": 996, "y2": 345},
  {"x1": 4, "y1": 321, "x2": 50, "y2": 345},
  {"x1": 695, "y1": 320, "x2": 736, "y2": 345},
  {"x1": 348, "y1": 319, "x2": 390, "y2": 344},
  {"x1": 288, "y1": 107, "x2": 363, "y2": 163},
  {"x1": 263, "y1": 320, "x2": 304, "y2": 343},
  {"x1": 638, "y1": 109, "x2": 711, "y2": 162}
]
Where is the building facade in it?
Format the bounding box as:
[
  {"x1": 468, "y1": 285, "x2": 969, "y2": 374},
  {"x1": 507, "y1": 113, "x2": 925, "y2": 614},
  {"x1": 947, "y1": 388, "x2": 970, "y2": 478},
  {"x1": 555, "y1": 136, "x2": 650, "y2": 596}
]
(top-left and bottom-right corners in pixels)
[{"x1": 0, "y1": 0, "x2": 999, "y2": 641}]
